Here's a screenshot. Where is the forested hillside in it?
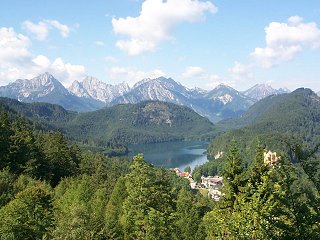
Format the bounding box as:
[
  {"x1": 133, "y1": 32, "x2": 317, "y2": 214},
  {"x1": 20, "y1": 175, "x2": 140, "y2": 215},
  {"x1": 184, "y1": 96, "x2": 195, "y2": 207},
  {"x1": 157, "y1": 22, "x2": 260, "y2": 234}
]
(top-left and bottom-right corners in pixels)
[
  {"x1": 0, "y1": 98, "x2": 216, "y2": 145},
  {"x1": 208, "y1": 88, "x2": 320, "y2": 160},
  {"x1": 65, "y1": 101, "x2": 216, "y2": 144},
  {"x1": 1, "y1": 101, "x2": 320, "y2": 239},
  {"x1": 193, "y1": 88, "x2": 320, "y2": 183}
]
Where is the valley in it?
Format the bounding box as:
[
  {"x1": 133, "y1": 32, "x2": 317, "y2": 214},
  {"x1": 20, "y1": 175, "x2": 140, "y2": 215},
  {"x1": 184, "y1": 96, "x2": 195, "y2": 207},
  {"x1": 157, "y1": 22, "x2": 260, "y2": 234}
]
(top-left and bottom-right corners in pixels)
[
  {"x1": 0, "y1": 74, "x2": 319, "y2": 240},
  {"x1": 1, "y1": 1, "x2": 320, "y2": 238}
]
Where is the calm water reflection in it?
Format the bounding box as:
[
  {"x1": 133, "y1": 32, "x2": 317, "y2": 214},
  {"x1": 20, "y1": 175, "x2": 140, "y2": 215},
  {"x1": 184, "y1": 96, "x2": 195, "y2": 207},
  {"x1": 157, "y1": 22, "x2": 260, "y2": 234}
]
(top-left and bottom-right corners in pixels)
[{"x1": 128, "y1": 141, "x2": 208, "y2": 170}]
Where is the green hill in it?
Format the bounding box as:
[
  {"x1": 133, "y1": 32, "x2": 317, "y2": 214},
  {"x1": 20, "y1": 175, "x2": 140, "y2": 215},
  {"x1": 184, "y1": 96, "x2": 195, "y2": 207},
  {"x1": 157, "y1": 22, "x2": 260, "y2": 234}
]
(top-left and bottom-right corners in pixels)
[
  {"x1": 208, "y1": 88, "x2": 320, "y2": 159},
  {"x1": 65, "y1": 101, "x2": 216, "y2": 144},
  {"x1": 0, "y1": 98, "x2": 216, "y2": 145}
]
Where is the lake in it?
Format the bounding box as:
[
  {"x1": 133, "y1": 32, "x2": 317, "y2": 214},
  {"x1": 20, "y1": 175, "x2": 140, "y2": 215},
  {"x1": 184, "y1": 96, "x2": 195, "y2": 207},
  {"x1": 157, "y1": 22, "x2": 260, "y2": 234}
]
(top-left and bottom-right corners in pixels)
[{"x1": 128, "y1": 141, "x2": 208, "y2": 170}]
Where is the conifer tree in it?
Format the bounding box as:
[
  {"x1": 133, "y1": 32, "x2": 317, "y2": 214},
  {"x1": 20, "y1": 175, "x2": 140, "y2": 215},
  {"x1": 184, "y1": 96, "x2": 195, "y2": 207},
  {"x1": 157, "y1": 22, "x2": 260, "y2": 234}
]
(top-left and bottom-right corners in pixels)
[
  {"x1": 122, "y1": 154, "x2": 174, "y2": 240},
  {"x1": 222, "y1": 140, "x2": 244, "y2": 209},
  {"x1": 0, "y1": 111, "x2": 13, "y2": 168},
  {"x1": 174, "y1": 188, "x2": 202, "y2": 240},
  {"x1": 105, "y1": 177, "x2": 127, "y2": 239}
]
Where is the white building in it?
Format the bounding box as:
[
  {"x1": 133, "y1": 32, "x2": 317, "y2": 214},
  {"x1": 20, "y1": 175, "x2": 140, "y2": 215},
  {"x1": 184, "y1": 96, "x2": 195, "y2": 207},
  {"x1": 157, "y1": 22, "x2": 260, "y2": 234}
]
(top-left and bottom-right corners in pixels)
[{"x1": 201, "y1": 176, "x2": 223, "y2": 189}]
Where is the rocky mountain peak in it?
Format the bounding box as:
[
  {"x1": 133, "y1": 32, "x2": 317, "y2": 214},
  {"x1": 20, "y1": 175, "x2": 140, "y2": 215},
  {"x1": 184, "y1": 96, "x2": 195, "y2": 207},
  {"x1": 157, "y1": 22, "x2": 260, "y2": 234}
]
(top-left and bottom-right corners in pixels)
[
  {"x1": 36, "y1": 72, "x2": 57, "y2": 84},
  {"x1": 243, "y1": 83, "x2": 289, "y2": 101},
  {"x1": 68, "y1": 76, "x2": 130, "y2": 103}
]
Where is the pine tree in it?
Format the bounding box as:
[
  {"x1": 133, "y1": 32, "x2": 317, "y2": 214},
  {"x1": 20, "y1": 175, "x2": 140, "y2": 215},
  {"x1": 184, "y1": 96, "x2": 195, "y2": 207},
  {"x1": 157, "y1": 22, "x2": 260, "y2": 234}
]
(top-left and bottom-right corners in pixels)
[
  {"x1": 270, "y1": 158, "x2": 320, "y2": 240},
  {"x1": 174, "y1": 188, "x2": 202, "y2": 240},
  {"x1": 222, "y1": 140, "x2": 244, "y2": 209},
  {"x1": 38, "y1": 131, "x2": 78, "y2": 186},
  {"x1": 105, "y1": 177, "x2": 127, "y2": 239},
  {"x1": 0, "y1": 110, "x2": 13, "y2": 168},
  {"x1": 122, "y1": 154, "x2": 174, "y2": 240}
]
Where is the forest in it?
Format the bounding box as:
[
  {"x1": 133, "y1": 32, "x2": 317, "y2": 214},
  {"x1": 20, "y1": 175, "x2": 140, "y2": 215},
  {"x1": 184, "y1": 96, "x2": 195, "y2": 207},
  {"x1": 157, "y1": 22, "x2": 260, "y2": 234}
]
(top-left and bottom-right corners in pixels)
[{"x1": 1, "y1": 105, "x2": 320, "y2": 239}]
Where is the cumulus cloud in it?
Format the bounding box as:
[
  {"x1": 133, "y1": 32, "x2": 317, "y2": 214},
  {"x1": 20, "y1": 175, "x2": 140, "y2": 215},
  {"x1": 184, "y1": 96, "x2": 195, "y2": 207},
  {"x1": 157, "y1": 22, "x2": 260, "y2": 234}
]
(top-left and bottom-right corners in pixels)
[
  {"x1": 252, "y1": 16, "x2": 320, "y2": 68},
  {"x1": 109, "y1": 66, "x2": 166, "y2": 86},
  {"x1": 0, "y1": 27, "x2": 32, "y2": 61},
  {"x1": 112, "y1": 0, "x2": 217, "y2": 55},
  {"x1": 180, "y1": 66, "x2": 224, "y2": 90},
  {"x1": 0, "y1": 27, "x2": 86, "y2": 86},
  {"x1": 22, "y1": 19, "x2": 71, "y2": 41},
  {"x1": 182, "y1": 66, "x2": 206, "y2": 78}
]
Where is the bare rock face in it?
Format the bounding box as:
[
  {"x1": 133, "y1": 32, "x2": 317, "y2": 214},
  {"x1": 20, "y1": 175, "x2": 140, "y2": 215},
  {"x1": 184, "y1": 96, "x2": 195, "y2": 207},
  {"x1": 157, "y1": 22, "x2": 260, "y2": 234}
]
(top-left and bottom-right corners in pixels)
[
  {"x1": 0, "y1": 72, "x2": 295, "y2": 121},
  {"x1": 0, "y1": 72, "x2": 105, "y2": 112},
  {"x1": 68, "y1": 76, "x2": 130, "y2": 103},
  {"x1": 243, "y1": 83, "x2": 290, "y2": 101}
]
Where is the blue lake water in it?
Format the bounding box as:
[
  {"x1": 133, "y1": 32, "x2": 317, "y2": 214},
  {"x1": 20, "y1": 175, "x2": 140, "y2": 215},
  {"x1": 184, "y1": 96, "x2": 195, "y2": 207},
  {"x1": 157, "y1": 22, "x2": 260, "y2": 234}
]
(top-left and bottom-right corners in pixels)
[{"x1": 128, "y1": 141, "x2": 208, "y2": 170}]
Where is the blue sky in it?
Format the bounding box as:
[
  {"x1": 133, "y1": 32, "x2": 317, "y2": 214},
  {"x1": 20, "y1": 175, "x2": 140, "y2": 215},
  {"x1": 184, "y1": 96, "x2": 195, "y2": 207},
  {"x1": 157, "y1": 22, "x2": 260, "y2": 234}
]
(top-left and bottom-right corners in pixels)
[{"x1": 1, "y1": 0, "x2": 319, "y2": 91}]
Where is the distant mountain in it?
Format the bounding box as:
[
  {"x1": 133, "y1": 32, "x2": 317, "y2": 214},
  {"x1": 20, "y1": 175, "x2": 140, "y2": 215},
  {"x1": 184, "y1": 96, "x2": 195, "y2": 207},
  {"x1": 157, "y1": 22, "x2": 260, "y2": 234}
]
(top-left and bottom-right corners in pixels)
[
  {"x1": 0, "y1": 98, "x2": 216, "y2": 144},
  {"x1": 205, "y1": 84, "x2": 255, "y2": 119},
  {"x1": 208, "y1": 88, "x2": 320, "y2": 159},
  {"x1": 112, "y1": 77, "x2": 193, "y2": 103},
  {"x1": 0, "y1": 73, "x2": 104, "y2": 112},
  {"x1": 68, "y1": 76, "x2": 130, "y2": 103},
  {"x1": 317, "y1": 91, "x2": 320, "y2": 97},
  {"x1": 243, "y1": 83, "x2": 290, "y2": 101},
  {"x1": 1, "y1": 73, "x2": 298, "y2": 122},
  {"x1": 111, "y1": 78, "x2": 254, "y2": 122}
]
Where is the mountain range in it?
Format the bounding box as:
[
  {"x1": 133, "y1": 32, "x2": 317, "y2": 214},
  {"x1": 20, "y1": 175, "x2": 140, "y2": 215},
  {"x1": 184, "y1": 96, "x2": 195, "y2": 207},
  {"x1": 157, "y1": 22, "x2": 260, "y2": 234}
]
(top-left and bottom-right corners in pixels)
[
  {"x1": 0, "y1": 72, "x2": 290, "y2": 122},
  {"x1": 0, "y1": 73, "x2": 105, "y2": 112}
]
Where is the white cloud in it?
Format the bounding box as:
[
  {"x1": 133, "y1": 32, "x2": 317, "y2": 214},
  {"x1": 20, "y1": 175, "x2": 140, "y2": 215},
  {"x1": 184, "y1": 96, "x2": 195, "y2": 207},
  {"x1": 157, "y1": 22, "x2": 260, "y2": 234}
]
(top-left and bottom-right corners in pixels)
[
  {"x1": 180, "y1": 66, "x2": 224, "y2": 90},
  {"x1": 44, "y1": 19, "x2": 70, "y2": 38},
  {"x1": 0, "y1": 27, "x2": 86, "y2": 86},
  {"x1": 49, "y1": 58, "x2": 86, "y2": 85},
  {"x1": 109, "y1": 66, "x2": 166, "y2": 86},
  {"x1": 112, "y1": 0, "x2": 217, "y2": 55},
  {"x1": 22, "y1": 19, "x2": 71, "y2": 41},
  {"x1": 252, "y1": 16, "x2": 320, "y2": 68},
  {"x1": 0, "y1": 27, "x2": 31, "y2": 63},
  {"x1": 229, "y1": 62, "x2": 253, "y2": 80},
  {"x1": 22, "y1": 21, "x2": 48, "y2": 41},
  {"x1": 32, "y1": 55, "x2": 51, "y2": 67},
  {"x1": 182, "y1": 66, "x2": 206, "y2": 78}
]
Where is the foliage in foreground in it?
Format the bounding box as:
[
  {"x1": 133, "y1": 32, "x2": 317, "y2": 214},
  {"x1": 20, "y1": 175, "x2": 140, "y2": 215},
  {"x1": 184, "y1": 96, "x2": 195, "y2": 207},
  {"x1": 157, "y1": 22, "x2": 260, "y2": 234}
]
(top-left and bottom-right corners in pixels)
[{"x1": 1, "y1": 107, "x2": 320, "y2": 239}]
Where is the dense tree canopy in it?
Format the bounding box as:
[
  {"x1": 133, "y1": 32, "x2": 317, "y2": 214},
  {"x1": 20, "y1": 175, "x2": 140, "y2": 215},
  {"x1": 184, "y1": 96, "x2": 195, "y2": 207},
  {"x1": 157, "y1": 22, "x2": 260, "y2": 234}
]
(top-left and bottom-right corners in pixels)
[{"x1": 1, "y1": 92, "x2": 320, "y2": 239}]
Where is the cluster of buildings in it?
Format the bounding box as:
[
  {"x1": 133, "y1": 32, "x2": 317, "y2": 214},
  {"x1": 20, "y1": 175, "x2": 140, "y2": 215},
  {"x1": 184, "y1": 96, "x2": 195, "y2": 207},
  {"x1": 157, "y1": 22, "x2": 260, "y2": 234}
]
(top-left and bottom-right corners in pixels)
[
  {"x1": 200, "y1": 176, "x2": 223, "y2": 201},
  {"x1": 173, "y1": 168, "x2": 223, "y2": 201},
  {"x1": 172, "y1": 150, "x2": 279, "y2": 201}
]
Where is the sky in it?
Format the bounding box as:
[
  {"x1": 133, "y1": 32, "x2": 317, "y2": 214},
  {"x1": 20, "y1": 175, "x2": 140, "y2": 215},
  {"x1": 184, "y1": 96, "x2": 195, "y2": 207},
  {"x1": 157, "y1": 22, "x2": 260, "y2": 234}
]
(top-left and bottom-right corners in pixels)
[{"x1": 0, "y1": 0, "x2": 320, "y2": 92}]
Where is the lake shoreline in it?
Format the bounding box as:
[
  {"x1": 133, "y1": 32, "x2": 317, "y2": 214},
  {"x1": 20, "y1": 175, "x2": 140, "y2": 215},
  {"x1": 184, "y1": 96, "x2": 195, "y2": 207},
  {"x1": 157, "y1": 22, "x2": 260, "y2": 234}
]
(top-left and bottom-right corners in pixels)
[{"x1": 128, "y1": 140, "x2": 209, "y2": 170}]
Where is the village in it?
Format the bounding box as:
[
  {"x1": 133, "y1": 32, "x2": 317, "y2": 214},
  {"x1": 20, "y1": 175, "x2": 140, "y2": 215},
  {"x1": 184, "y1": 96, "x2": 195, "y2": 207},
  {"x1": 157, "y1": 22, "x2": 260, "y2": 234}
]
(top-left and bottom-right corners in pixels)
[
  {"x1": 173, "y1": 168, "x2": 223, "y2": 201},
  {"x1": 172, "y1": 150, "x2": 280, "y2": 201}
]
